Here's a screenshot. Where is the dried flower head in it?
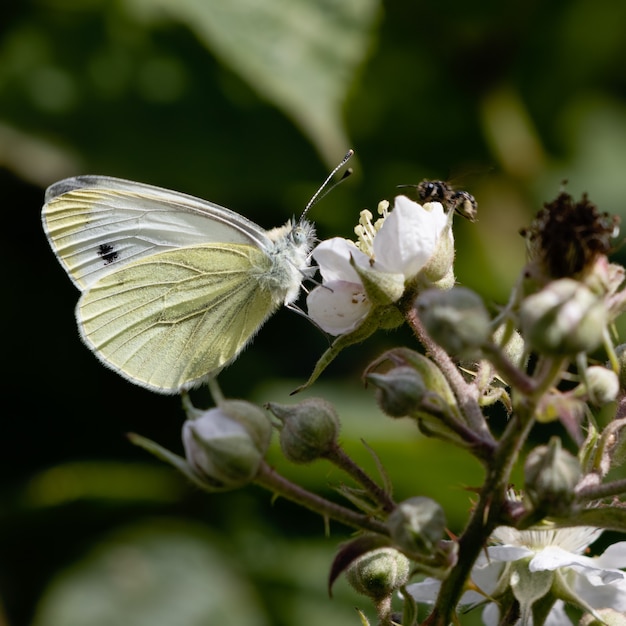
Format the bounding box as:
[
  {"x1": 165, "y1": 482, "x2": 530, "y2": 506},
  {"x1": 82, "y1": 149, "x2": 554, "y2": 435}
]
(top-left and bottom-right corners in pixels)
[{"x1": 521, "y1": 190, "x2": 619, "y2": 280}]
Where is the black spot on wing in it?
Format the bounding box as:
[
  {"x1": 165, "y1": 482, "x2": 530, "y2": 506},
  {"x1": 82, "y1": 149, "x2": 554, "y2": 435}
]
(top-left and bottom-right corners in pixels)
[{"x1": 98, "y1": 243, "x2": 119, "y2": 265}]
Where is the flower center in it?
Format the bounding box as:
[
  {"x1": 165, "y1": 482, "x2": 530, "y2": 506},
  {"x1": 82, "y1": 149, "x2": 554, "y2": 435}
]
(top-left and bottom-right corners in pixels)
[{"x1": 354, "y1": 200, "x2": 389, "y2": 256}]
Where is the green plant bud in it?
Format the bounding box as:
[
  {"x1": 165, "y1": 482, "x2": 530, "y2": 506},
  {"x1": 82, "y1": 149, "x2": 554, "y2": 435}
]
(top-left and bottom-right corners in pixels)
[
  {"x1": 345, "y1": 547, "x2": 410, "y2": 601},
  {"x1": 387, "y1": 496, "x2": 446, "y2": 556},
  {"x1": 183, "y1": 403, "x2": 271, "y2": 489},
  {"x1": 380, "y1": 349, "x2": 458, "y2": 407},
  {"x1": 524, "y1": 437, "x2": 582, "y2": 515},
  {"x1": 582, "y1": 365, "x2": 619, "y2": 405},
  {"x1": 415, "y1": 287, "x2": 491, "y2": 358},
  {"x1": 267, "y1": 398, "x2": 340, "y2": 463},
  {"x1": 216, "y1": 399, "x2": 273, "y2": 452},
  {"x1": 366, "y1": 367, "x2": 427, "y2": 418},
  {"x1": 519, "y1": 279, "x2": 607, "y2": 356},
  {"x1": 493, "y1": 324, "x2": 527, "y2": 369},
  {"x1": 535, "y1": 391, "x2": 584, "y2": 425}
]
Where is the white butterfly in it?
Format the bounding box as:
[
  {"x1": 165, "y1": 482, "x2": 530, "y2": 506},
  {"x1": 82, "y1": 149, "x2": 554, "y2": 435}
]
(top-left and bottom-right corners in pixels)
[{"x1": 41, "y1": 159, "x2": 351, "y2": 394}]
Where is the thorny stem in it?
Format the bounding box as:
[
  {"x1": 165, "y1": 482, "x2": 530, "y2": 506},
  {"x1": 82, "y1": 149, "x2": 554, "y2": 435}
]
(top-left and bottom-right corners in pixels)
[
  {"x1": 324, "y1": 442, "x2": 396, "y2": 513},
  {"x1": 423, "y1": 346, "x2": 567, "y2": 623},
  {"x1": 425, "y1": 402, "x2": 539, "y2": 625},
  {"x1": 576, "y1": 476, "x2": 626, "y2": 502},
  {"x1": 254, "y1": 461, "x2": 390, "y2": 535},
  {"x1": 404, "y1": 306, "x2": 493, "y2": 442},
  {"x1": 418, "y1": 400, "x2": 496, "y2": 463},
  {"x1": 615, "y1": 393, "x2": 626, "y2": 421}
]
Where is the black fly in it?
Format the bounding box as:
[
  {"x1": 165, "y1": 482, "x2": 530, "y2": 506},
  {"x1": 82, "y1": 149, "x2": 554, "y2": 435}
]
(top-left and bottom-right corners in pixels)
[{"x1": 414, "y1": 180, "x2": 478, "y2": 222}]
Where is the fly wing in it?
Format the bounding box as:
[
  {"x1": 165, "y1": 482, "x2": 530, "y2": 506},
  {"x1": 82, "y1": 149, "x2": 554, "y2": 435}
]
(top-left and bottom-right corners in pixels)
[
  {"x1": 43, "y1": 176, "x2": 273, "y2": 290},
  {"x1": 77, "y1": 243, "x2": 276, "y2": 393}
]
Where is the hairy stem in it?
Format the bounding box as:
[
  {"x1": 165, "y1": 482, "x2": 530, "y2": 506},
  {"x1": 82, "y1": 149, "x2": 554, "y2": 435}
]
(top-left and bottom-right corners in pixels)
[
  {"x1": 254, "y1": 462, "x2": 390, "y2": 535},
  {"x1": 404, "y1": 305, "x2": 492, "y2": 441},
  {"x1": 324, "y1": 443, "x2": 396, "y2": 513}
]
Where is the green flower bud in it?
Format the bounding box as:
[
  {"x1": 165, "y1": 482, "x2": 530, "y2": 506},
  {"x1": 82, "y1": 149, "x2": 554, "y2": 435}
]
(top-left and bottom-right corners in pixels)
[
  {"x1": 520, "y1": 279, "x2": 607, "y2": 356},
  {"x1": 524, "y1": 437, "x2": 582, "y2": 515},
  {"x1": 387, "y1": 496, "x2": 446, "y2": 556},
  {"x1": 183, "y1": 400, "x2": 271, "y2": 489},
  {"x1": 581, "y1": 365, "x2": 619, "y2": 405},
  {"x1": 535, "y1": 391, "x2": 584, "y2": 425},
  {"x1": 415, "y1": 287, "x2": 491, "y2": 358},
  {"x1": 267, "y1": 398, "x2": 340, "y2": 464},
  {"x1": 345, "y1": 547, "x2": 410, "y2": 601},
  {"x1": 366, "y1": 367, "x2": 427, "y2": 418},
  {"x1": 493, "y1": 324, "x2": 527, "y2": 370}
]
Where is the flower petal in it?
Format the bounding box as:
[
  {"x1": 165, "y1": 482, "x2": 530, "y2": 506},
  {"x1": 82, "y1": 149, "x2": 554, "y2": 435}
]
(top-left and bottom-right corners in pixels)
[
  {"x1": 595, "y1": 542, "x2": 626, "y2": 570},
  {"x1": 486, "y1": 545, "x2": 533, "y2": 562},
  {"x1": 405, "y1": 578, "x2": 441, "y2": 603},
  {"x1": 312, "y1": 238, "x2": 370, "y2": 284},
  {"x1": 306, "y1": 281, "x2": 370, "y2": 335},
  {"x1": 374, "y1": 196, "x2": 448, "y2": 278},
  {"x1": 572, "y1": 567, "x2": 626, "y2": 611},
  {"x1": 529, "y1": 546, "x2": 593, "y2": 572}
]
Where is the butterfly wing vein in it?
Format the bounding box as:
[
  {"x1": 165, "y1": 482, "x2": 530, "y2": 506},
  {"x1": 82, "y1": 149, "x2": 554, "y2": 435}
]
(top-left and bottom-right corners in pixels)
[{"x1": 78, "y1": 244, "x2": 276, "y2": 391}]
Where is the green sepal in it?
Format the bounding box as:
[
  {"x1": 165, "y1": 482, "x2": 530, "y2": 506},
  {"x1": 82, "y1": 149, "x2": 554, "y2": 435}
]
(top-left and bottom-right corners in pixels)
[
  {"x1": 351, "y1": 257, "x2": 405, "y2": 307},
  {"x1": 127, "y1": 432, "x2": 230, "y2": 493},
  {"x1": 294, "y1": 304, "x2": 403, "y2": 393}
]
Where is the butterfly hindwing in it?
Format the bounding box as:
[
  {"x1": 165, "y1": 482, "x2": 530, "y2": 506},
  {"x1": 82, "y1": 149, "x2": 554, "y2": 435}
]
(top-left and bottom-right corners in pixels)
[{"x1": 78, "y1": 243, "x2": 276, "y2": 392}]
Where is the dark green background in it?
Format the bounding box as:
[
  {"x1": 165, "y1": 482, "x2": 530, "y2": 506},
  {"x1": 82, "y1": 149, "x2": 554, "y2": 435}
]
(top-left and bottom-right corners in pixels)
[{"x1": 3, "y1": 0, "x2": 626, "y2": 624}]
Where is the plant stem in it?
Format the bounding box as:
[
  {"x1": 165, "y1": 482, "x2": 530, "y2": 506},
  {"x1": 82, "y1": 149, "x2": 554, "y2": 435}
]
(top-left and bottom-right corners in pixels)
[
  {"x1": 576, "y1": 476, "x2": 626, "y2": 501},
  {"x1": 425, "y1": 407, "x2": 537, "y2": 624},
  {"x1": 404, "y1": 305, "x2": 492, "y2": 441},
  {"x1": 254, "y1": 461, "x2": 390, "y2": 535},
  {"x1": 324, "y1": 443, "x2": 396, "y2": 513}
]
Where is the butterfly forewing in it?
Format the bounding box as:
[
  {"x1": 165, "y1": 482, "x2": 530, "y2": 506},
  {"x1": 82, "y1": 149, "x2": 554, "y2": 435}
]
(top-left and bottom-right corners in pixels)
[
  {"x1": 78, "y1": 243, "x2": 277, "y2": 392},
  {"x1": 43, "y1": 177, "x2": 272, "y2": 290}
]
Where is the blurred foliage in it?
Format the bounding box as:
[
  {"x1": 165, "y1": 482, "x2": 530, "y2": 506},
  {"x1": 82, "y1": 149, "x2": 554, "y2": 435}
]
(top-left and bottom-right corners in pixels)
[{"x1": 2, "y1": 0, "x2": 626, "y2": 624}]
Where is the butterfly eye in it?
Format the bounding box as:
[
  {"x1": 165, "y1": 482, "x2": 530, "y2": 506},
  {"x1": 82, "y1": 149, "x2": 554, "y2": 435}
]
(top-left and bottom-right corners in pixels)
[{"x1": 292, "y1": 226, "x2": 306, "y2": 244}]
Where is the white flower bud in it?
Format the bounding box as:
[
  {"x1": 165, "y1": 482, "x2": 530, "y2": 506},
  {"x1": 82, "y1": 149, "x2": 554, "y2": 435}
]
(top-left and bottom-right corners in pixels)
[
  {"x1": 520, "y1": 278, "x2": 607, "y2": 355},
  {"x1": 415, "y1": 287, "x2": 491, "y2": 357},
  {"x1": 387, "y1": 497, "x2": 446, "y2": 556},
  {"x1": 583, "y1": 366, "x2": 619, "y2": 405},
  {"x1": 524, "y1": 437, "x2": 581, "y2": 515},
  {"x1": 366, "y1": 367, "x2": 427, "y2": 418},
  {"x1": 182, "y1": 401, "x2": 271, "y2": 489}
]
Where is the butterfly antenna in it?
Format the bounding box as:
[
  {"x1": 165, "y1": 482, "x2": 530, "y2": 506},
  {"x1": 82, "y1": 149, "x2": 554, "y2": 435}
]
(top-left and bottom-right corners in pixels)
[{"x1": 300, "y1": 149, "x2": 354, "y2": 220}]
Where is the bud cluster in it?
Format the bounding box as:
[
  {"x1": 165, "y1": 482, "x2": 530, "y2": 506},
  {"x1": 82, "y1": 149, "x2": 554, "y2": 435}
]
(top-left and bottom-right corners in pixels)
[{"x1": 124, "y1": 183, "x2": 626, "y2": 626}]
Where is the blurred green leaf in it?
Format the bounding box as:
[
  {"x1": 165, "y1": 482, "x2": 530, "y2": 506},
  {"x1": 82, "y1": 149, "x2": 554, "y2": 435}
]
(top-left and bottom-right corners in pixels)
[
  {"x1": 129, "y1": 0, "x2": 381, "y2": 165},
  {"x1": 32, "y1": 519, "x2": 270, "y2": 626},
  {"x1": 19, "y1": 461, "x2": 187, "y2": 509}
]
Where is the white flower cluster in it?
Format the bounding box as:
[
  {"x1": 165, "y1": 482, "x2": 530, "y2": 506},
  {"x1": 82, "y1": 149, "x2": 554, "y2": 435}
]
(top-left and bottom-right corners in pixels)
[
  {"x1": 307, "y1": 195, "x2": 452, "y2": 335},
  {"x1": 407, "y1": 525, "x2": 626, "y2": 624}
]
